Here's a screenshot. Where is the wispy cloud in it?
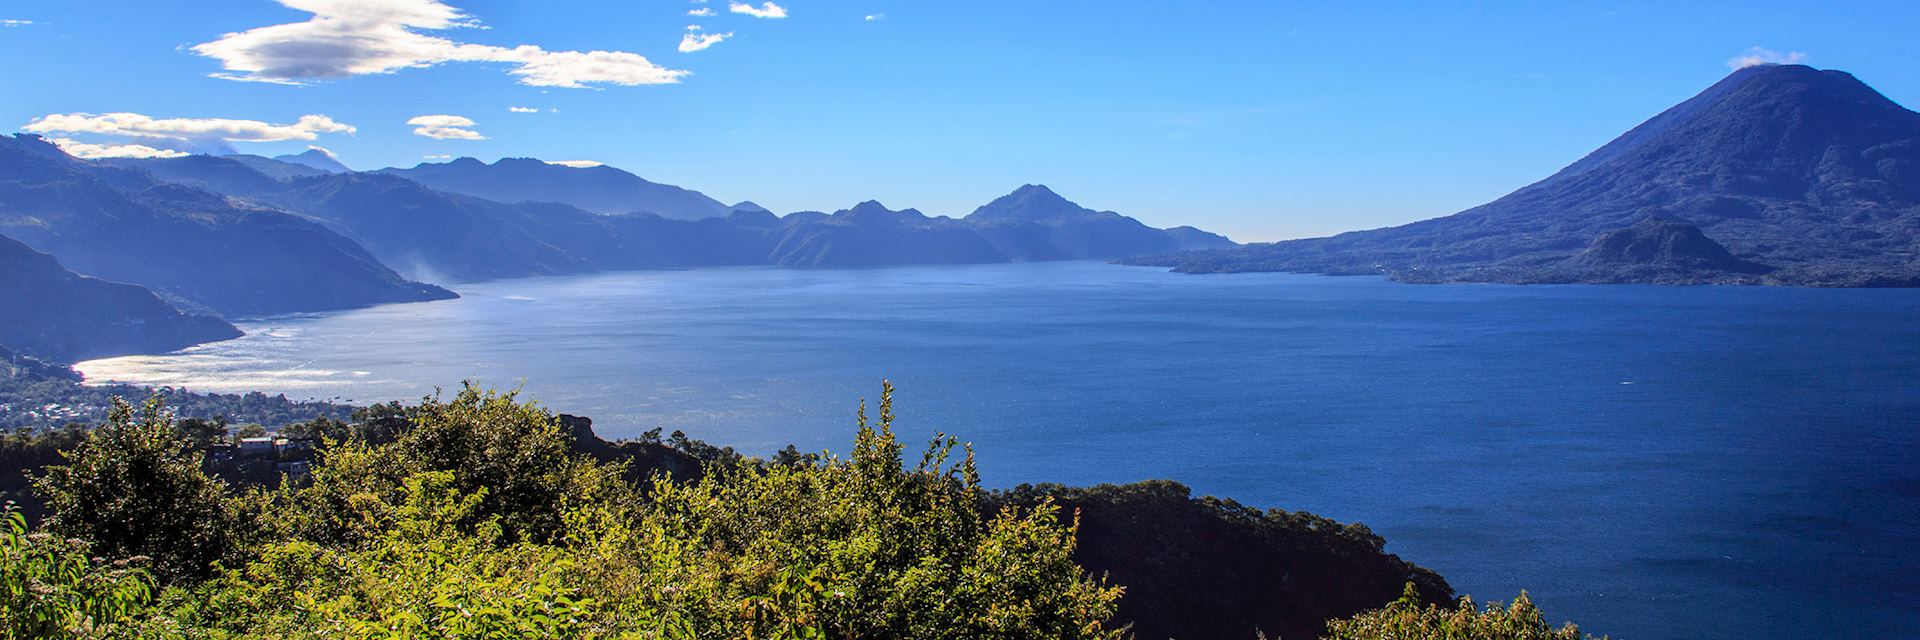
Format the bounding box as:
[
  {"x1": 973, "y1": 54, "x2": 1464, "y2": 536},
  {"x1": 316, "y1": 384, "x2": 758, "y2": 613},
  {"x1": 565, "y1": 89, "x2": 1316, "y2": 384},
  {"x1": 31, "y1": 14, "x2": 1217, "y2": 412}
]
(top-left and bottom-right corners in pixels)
[
  {"x1": 192, "y1": 0, "x2": 688, "y2": 88},
  {"x1": 547, "y1": 160, "x2": 603, "y2": 168},
  {"x1": 407, "y1": 114, "x2": 485, "y2": 140},
  {"x1": 1727, "y1": 46, "x2": 1807, "y2": 70},
  {"x1": 22, "y1": 112, "x2": 355, "y2": 149},
  {"x1": 1, "y1": 19, "x2": 32, "y2": 27},
  {"x1": 729, "y1": 1, "x2": 787, "y2": 19},
  {"x1": 864, "y1": 14, "x2": 885, "y2": 22},
  {"x1": 46, "y1": 138, "x2": 190, "y2": 159},
  {"x1": 679, "y1": 27, "x2": 732, "y2": 53},
  {"x1": 688, "y1": 7, "x2": 714, "y2": 16},
  {"x1": 508, "y1": 106, "x2": 539, "y2": 113},
  {"x1": 424, "y1": 154, "x2": 453, "y2": 160}
]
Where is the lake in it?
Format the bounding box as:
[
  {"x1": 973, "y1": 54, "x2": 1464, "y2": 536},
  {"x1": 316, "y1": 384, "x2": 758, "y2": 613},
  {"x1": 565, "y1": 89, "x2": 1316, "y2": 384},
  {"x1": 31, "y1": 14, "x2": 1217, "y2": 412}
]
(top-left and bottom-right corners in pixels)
[{"x1": 77, "y1": 261, "x2": 1920, "y2": 639}]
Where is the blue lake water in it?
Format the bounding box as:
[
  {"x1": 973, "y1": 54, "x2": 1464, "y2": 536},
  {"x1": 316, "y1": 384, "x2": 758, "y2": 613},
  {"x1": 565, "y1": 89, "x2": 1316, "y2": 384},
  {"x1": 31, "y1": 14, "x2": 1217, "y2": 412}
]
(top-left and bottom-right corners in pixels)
[{"x1": 78, "y1": 261, "x2": 1920, "y2": 639}]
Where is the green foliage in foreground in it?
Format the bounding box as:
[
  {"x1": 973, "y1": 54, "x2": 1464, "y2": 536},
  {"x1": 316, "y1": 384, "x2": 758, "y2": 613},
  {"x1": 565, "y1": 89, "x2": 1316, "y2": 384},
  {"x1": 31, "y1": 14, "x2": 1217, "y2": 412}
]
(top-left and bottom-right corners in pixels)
[
  {"x1": 15, "y1": 381, "x2": 1594, "y2": 639},
  {"x1": 0, "y1": 507, "x2": 155, "y2": 639},
  {"x1": 1321, "y1": 582, "x2": 1603, "y2": 640},
  {"x1": 30, "y1": 383, "x2": 1125, "y2": 639},
  {"x1": 31, "y1": 399, "x2": 249, "y2": 585}
]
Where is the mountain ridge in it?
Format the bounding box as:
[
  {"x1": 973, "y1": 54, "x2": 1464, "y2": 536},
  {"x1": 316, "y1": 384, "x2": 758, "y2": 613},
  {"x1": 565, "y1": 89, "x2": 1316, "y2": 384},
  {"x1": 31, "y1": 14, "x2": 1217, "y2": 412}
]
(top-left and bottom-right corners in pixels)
[
  {"x1": 274, "y1": 148, "x2": 351, "y2": 174},
  {"x1": 1123, "y1": 64, "x2": 1920, "y2": 287},
  {"x1": 0, "y1": 134, "x2": 456, "y2": 316},
  {"x1": 379, "y1": 156, "x2": 733, "y2": 220},
  {"x1": 95, "y1": 151, "x2": 1235, "y2": 281},
  {"x1": 0, "y1": 232, "x2": 240, "y2": 363}
]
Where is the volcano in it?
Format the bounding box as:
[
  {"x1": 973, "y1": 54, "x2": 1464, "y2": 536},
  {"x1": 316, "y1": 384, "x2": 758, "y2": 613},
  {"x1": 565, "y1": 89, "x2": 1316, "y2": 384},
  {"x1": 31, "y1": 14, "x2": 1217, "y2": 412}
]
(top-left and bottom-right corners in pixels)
[{"x1": 1127, "y1": 64, "x2": 1920, "y2": 286}]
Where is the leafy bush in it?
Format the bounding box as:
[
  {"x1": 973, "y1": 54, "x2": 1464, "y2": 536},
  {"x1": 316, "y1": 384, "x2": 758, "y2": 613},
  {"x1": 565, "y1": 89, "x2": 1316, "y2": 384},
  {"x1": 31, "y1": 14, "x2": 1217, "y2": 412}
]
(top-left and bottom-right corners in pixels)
[
  {"x1": 158, "y1": 382, "x2": 1123, "y2": 638},
  {"x1": 8, "y1": 382, "x2": 1555, "y2": 639},
  {"x1": 0, "y1": 505, "x2": 155, "y2": 639},
  {"x1": 30, "y1": 397, "x2": 250, "y2": 584},
  {"x1": 1323, "y1": 582, "x2": 1603, "y2": 640}
]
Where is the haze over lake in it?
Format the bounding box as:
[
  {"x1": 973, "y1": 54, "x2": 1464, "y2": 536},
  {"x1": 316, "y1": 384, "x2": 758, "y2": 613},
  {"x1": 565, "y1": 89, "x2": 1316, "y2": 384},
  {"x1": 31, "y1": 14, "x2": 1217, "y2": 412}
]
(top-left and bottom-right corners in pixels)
[{"x1": 79, "y1": 261, "x2": 1920, "y2": 639}]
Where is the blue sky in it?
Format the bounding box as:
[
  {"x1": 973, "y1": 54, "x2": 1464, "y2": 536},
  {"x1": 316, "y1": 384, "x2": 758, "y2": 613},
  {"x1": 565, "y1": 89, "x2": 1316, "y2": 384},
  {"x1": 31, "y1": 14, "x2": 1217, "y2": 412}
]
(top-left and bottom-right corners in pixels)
[{"x1": 2, "y1": 1, "x2": 1916, "y2": 242}]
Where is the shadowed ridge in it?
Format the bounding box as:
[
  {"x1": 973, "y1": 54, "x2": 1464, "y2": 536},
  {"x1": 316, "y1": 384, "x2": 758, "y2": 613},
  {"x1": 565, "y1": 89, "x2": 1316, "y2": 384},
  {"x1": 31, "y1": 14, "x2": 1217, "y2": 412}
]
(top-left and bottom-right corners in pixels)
[
  {"x1": 0, "y1": 233, "x2": 240, "y2": 362},
  {"x1": 379, "y1": 156, "x2": 732, "y2": 219}
]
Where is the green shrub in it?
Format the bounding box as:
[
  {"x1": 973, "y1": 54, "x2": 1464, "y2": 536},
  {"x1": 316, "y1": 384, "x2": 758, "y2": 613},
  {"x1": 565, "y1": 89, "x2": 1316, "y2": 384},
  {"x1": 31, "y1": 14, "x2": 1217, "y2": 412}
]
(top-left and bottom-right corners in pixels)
[
  {"x1": 1323, "y1": 582, "x2": 1603, "y2": 640},
  {"x1": 0, "y1": 505, "x2": 155, "y2": 639},
  {"x1": 161, "y1": 382, "x2": 1123, "y2": 639},
  {"x1": 31, "y1": 397, "x2": 250, "y2": 584}
]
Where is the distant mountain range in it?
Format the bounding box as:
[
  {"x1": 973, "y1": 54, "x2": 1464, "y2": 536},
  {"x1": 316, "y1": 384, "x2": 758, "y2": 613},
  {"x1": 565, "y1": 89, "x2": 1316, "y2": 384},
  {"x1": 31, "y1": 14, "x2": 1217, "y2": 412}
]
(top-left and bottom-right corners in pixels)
[
  {"x1": 379, "y1": 157, "x2": 733, "y2": 220},
  {"x1": 0, "y1": 134, "x2": 454, "y2": 318},
  {"x1": 224, "y1": 154, "x2": 332, "y2": 180},
  {"x1": 275, "y1": 148, "x2": 351, "y2": 174},
  {"x1": 90, "y1": 153, "x2": 1233, "y2": 281},
  {"x1": 0, "y1": 233, "x2": 238, "y2": 362},
  {"x1": 1126, "y1": 64, "x2": 1920, "y2": 286},
  {"x1": 0, "y1": 137, "x2": 1229, "y2": 361}
]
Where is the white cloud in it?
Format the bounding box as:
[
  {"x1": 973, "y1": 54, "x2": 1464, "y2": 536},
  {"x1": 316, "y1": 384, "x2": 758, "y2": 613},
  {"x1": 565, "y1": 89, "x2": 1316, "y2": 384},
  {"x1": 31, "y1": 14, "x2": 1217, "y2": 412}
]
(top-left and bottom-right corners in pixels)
[
  {"x1": 22, "y1": 112, "x2": 356, "y2": 147},
  {"x1": 546, "y1": 160, "x2": 603, "y2": 168},
  {"x1": 407, "y1": 114, "x2": 485, "y2": 140},
  {"x1": 1, "y1": 19, "x2": 32, "y2": 27},
  {"x1": 306, "y1": 144, "x2": 341, "y2": 158},
  {"x1": 192, "y1": 0, "x2": 688, "y2": 88},
  {"x1": 729, "y1": 1, "x2": 787, "y2": 19},
  {"x1": 864, "y1": 14, "x2": 885, "y2": 22},
  {"x1": 508, "y1": 106, "x2": 538, "y2": 113},
  {"x1": 46, "y1": 138, "x2": 190, "y2": 159},
  {"x1": 688, "y1": 7, "x2": 714, "y2": 16},
  {"x1": 424, "y1": 154, "x2": 453, "y2": 160},
  {"x1": 679, "y1": 30, "x2": 732, "y2": 52},
  {"x1": 1727, "y1": 47, "x2": 1808, "y2": 70}
]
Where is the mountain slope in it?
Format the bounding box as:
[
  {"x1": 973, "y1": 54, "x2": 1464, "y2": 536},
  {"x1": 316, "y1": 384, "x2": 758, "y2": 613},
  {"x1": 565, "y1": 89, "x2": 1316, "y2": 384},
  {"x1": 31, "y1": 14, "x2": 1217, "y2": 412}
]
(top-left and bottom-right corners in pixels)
[
  {"x1": 275, "y1": 148, "x2": 351, "y2": 173},
  {"x1": 222, "y1": 154, "x2": 332, "y2": 180},
  {"x1": 275, "y1": 172, "x2": 607, "y2": 281},
  {"x1": 105, "y1": 155, "x2": 1232, "y2": 277},
  {"x1": 967, "y1": 184, "x2": 1235, "y2": 260},
  {"x1": 381, "y1": 157, "x2": 731, "y2": 219},
  {"x1": 105, "y1": 155, "x2": 288, "y2": 199},
  {"x1": 0, "y1": 233, "x2": 239, "y2": 362},
  {"x1": 0, "y1": 134, "x2": 454, "y2": 316},
  {"x1": 1126, "y1": 64, "x2": 1920, "y2": 286},
  {"x1": 769, "y1": 201, "x2": 1006, "y2": 266}
]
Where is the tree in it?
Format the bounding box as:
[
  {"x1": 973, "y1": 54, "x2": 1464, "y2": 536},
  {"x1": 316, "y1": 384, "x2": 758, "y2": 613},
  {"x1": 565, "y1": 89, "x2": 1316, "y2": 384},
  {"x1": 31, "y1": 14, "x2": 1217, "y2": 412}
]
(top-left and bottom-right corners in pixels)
[
  {"x1": 174, "y1": 417, "x2": 228, "y2": 447},
  {"x1": 278, "y1": 416, "x2": 350, "y2": 443},
  {"x1": 393, "y1": 383, "x2": 627, "y2": 544},
  {"x1": 31, "y1": 396, "x2": 250, "y2": 583},
  {"x1": 0, "y1": 505, "x2": 156, "y2": 639},
  {"x1": 1323, "y1": 582, "x2": 1603, "y2": 640},
  {"x1": 176, "y1": 383, "x2": 1125, "y2": 639},
  {"x1": 635, "y1": 381, "x2": 1125, "y2": 639},
  {"x1": 348, "y1": 401, "x2": 413, "y2": 444}
]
